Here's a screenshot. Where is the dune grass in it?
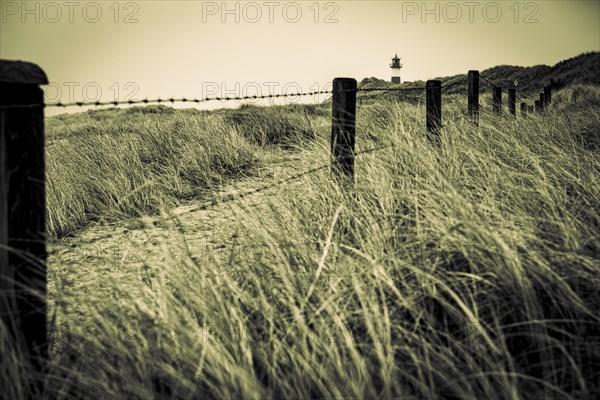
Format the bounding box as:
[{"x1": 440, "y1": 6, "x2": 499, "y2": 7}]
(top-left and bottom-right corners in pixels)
[
  {"x1": 44, "y1": 103, "x2": 329, "y2": 238},
  {"x1": 3, "y1": 85, "x2": 600, "y2": 399}
]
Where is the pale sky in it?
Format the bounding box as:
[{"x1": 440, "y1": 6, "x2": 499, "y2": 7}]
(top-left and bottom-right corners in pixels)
[{"x1": 1, "y1": 0, "x2": 599, "y2": 114}]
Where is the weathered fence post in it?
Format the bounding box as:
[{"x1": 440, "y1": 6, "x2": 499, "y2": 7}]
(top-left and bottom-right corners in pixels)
[
  {"x1": 331, "y1": 77, "x2": 356, "y2": 184},
  {"x1": 520, "y1": 102, "x2": 527, "y2": 116},
  {"x1": 0, "y1": 60, "x2": 48, "y2": 376},
  {"x1": 492, "y1": 86, "x2": 502, "y2": 115},
  {"x1": 544, "y1": 85, "x2": 552, "y2": 106},
  {"x1": 508, "y1": 88, "x2": 516, "y2": 116},
  {"x1": 467, "y1": 70, "x2": 479, "y2": 125},
  {"x1": 426, "y1": 80, "x2": 442, "y2": 134},
  {"x1": 539, "y1": 93, "x2": 545, "y2": 110}
]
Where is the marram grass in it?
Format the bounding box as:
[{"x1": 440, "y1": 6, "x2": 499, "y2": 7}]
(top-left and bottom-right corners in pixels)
[{"x1": 2, "y1": 86, "x2": 599, "y2": 399}]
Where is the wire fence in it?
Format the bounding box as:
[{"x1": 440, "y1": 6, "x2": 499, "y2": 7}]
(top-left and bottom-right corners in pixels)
[
  {"x1": 0, "y1": 79, "x2": 472, "y2": 110},
  {"x1": 2, "y1": 72, "x2": 558, "y2": 214},
  {"x1": 0, "y1": 90, "x2": 335, "y2": 110},
  {"x1": 3, "y1": 76, "x2": 527, "y2": 112},
  {"x1": 187, "y1": 142, "x2": 397, "y2": 213},
  {"x1": 356, "y1": 86, "x2": 426, "y2": 92},
  {"x1": 479, "y1": 74, "x2": 528, "y2": 104},
  {"x1": 440, "y1": 76, "x2": 470, "y2": 93}
]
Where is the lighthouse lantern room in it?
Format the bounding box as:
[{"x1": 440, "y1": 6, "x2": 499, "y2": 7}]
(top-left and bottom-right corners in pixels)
[{"x1": 390, "y1": 54, "x2": 402, "y2": 84}]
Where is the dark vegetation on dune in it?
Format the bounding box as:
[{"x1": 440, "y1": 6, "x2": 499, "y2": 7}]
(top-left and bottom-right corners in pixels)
[{"x1": 360, "y1": 51, "x2": 600, "y2": 99}]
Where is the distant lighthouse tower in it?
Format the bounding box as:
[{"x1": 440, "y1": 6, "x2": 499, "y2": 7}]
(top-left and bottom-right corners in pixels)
[{"x1": 390, "y1": 54, "x2": 402, "y2": 84}]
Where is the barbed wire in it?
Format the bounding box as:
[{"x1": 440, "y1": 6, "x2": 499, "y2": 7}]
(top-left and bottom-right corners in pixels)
[
  {"x1": 190, "y1": 164, "x2": 329, "y2": 212},
  {"x1": 35, "y1": 73, "x2": 556, "y2": 215},
  {"x1": 357, "y1": 78, "x2": 469, "y2": 94},
  {"x1": 0, "y1": 77, "x2": 501, "y2": 110},
  {"x1": 479, "y1": 74, "x2": 500, "y2": 88},
  {"x1": 186, "y1": 142, "x2": 396, "y2": 213},
  {"x1": 2, "y1": 74, "x2": 563, "y2": 112},
  {"x1": 479, "y1": 74, "x2": 528, "y2": 104},
  {"x1": 353, "y1": 142, "x2": 397, "y2": 156},
  {"x1": 440, "y1": 76, "x2": 469, "y2": 93},
  {"x1": 357, "y1": 97, "x2": 424, "y2": 105},
  {"x1": 0, "y1": 90, "x2": 334, "y2": 110},
  {"x1": 356, "y1": 86, "x2": 426, "y2": 92},
  {"x1": 514, "y1": 92, "x2": 528, "y2": 105}
]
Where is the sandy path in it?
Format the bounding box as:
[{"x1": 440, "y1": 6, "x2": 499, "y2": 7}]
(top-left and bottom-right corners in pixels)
[{"x1": 47, "y1": 147, "x2": 320, "y2": 334}]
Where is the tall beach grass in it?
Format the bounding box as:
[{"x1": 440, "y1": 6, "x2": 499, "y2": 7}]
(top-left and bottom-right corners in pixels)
[{"x1": 2, "y1": 85, "x2": 599, "y2": 399}]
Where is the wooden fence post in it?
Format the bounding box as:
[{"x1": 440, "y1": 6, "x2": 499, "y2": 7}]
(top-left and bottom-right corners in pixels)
[
  {"x1": 331, "y1": 77, "x2": 356, "y2": 183},
  {"x1": 426, "y1": 80, "x2": 442, "y2": 134},
  {"x1": 520, "y1": 102, "x2": 527, "y2": 116},
  {"x1": 544, "y1": 85, "x2": 552, "y2": 106},
  {"x1": 508, "y1": 88, "x2": 516, "y2": 116},
  {"x1": 0, "y1": 60, "x2": 48, "y2": 375},
  {"x1": 539, "y1": 93, "x2": 545, "y2": 110},
  {"x1": 492, "y1": 86, "x2": 502, "y2": 115},
  {"x1": 467, "y1": 70, "x2": 479, "y2": 125}
]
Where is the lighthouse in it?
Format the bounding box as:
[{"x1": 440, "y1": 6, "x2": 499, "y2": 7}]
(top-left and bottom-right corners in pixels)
[{"x1": 390, "y1": 54, "x2": 402, "y2": 84}]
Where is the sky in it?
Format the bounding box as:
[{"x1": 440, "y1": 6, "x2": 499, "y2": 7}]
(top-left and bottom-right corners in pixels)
[{"x1": 1, "y1": 0, "x2": 599, "y2": 115}]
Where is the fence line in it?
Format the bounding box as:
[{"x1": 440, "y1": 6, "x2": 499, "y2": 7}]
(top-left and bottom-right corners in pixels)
[
  {"x1": 0, "y1": 75, "x2": 556, "y2": 112},
  {"x1": 480, "y1": 76, "x2": 548, "y2": 108},
  {"x1": 0, "y1": 80, "x2": 476, "y2": 110},
  {"x1": 0, "y1": 59, "x2": 567, "y2": 380},
  {"x1": 37, "y1": 72, "x2": 545, "y2": 211},
  {"x1": 356, "y1": 86, "x2": 426, "y2": 92},
  {"x1": 187, "y1": 142, "x2": 396, "y2": 214},
  {"x1": 0, "y1": 90, "x2": 332, "y2": 110},
  {"x1": 440, "y1": 76, "x2": 470, "y2": 93}
]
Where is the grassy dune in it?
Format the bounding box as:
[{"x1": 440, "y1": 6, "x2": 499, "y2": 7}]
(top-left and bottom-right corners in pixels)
[
  {"x1": 45, "y1": 103, "x2": 329, "y2": 238},
  {"x1": 3, "y1": 85, "x2": 600, "y2": 399}
]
